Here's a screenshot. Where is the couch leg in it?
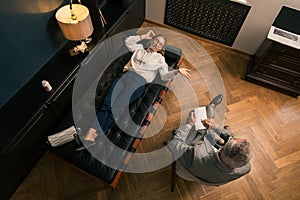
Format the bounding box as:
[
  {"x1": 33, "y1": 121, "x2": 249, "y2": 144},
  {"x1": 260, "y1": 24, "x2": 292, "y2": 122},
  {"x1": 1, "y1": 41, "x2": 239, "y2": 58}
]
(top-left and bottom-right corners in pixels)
[{"x1": 171, "y1": 161, "x2": 176, "y2": 192}]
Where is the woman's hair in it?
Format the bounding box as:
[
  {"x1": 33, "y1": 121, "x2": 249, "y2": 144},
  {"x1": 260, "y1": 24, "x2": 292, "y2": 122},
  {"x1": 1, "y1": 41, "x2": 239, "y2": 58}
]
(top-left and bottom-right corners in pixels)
[
  {"x1": 152, "y1": 34, "x2": 167, "y2": 48},
  {"x1": 147, "y1": 34, "x2": 167, "y2": 55},
  {"x1": 221, "y1": 138, "x2": 252, "y2": 169}
]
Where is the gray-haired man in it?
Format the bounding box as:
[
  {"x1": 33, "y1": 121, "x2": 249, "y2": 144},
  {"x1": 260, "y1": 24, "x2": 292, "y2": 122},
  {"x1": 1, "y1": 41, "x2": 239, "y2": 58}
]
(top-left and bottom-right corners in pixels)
[{"x1": 169, "y1": 94, "x2": 252, "y2": 185}]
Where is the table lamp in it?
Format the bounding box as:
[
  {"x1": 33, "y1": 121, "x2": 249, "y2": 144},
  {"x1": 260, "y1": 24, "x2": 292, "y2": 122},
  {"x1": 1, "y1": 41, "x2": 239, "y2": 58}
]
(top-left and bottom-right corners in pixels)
[{"x1": 55, "y1": 2, "x2": 94, "y2": 55}]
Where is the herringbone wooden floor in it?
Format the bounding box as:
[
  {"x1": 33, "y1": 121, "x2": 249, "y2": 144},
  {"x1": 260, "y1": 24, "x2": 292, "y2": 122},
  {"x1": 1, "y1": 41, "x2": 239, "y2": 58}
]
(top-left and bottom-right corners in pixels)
[{"x1": 11, "y1": 21, "x2": 300, "y2": 200}]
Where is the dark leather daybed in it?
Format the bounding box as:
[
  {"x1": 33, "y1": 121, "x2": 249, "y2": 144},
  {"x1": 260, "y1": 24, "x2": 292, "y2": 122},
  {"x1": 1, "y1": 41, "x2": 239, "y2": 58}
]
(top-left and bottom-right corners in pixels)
[{"x1": 49, "y1": 44, "x2": 183, "y2": 188}]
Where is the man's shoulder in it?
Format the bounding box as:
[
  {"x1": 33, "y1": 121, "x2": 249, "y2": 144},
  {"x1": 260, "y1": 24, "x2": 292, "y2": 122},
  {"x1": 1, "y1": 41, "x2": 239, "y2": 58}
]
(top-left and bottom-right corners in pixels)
[{"x1": 233, "y1": 162, "x2": 251, "y2": 175}]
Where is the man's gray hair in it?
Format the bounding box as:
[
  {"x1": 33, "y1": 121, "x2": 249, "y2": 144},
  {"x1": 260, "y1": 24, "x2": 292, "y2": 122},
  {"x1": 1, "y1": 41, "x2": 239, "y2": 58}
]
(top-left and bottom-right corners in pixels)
[{"x1": 221, "y1": 138, "x2": 252, "y2": 169}]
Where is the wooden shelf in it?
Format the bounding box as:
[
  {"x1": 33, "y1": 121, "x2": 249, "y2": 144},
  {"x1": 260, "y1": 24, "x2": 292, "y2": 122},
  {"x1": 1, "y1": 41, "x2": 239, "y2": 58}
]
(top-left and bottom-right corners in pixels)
[{"x1": 246, "y1": 39, "x2": 300, "y2": 97}]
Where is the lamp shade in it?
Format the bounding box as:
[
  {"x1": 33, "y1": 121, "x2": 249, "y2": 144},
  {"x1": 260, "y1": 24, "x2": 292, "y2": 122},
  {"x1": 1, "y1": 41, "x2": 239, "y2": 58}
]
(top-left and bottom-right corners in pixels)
[{"x1": 55, "y1": 4, "x2": 94, "y2": 41}]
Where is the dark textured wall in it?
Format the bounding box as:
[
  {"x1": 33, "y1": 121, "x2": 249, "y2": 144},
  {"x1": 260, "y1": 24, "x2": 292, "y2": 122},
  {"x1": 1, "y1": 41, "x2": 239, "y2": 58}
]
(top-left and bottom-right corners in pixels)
[{"x1": 0, "y1": 0, "x2": 67, "y2": 108}]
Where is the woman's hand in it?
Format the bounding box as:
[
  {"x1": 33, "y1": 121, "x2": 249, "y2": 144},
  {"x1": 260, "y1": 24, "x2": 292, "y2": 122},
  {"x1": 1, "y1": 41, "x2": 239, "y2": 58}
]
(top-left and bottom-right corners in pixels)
[
  {"x1": 140, "y1": 30, "x2": 156, "y2": 40},
  {"x1": 178, "y1": 68, "x2": 192, "y2": 79}
]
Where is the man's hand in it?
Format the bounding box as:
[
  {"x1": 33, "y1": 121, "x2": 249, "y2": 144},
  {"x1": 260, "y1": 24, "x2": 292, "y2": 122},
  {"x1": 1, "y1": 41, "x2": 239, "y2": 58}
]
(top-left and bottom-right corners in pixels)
[
  {"x1": 140, "y1": 30, "x2": 156, "y2": 40},
  {"x1": 178, "y1": 68, "x2": 192, "y2": 79},
  {"x1": 201, "y1": 119, "x2": 218, "y2": 130},
  {"x1": 186, "y1": 111, "x2": 196, "y2": 127}
]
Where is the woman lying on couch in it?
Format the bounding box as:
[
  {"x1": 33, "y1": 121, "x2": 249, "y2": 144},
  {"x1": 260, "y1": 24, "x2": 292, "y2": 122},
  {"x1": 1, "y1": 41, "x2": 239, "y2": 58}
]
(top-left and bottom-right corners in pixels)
[{"x1": 82, "y1": 30, "x2": 192, "y2": 146}]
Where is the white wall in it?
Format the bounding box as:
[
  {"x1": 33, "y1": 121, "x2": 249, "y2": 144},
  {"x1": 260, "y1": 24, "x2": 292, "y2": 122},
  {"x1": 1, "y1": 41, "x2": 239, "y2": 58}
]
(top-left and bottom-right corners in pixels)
[
  {"x1": 145, "y1": 0, "x2": 166, "y2": 23},
  {"x1": 145, "y1": 0, "x2": 300, "y2": 55}
]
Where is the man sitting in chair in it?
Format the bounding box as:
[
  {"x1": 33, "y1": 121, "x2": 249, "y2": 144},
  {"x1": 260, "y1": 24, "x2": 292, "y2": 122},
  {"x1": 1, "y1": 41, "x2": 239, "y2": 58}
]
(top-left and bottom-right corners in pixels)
[{"x1": 168, "y1": 94, "x2": 252, "y2": 185}]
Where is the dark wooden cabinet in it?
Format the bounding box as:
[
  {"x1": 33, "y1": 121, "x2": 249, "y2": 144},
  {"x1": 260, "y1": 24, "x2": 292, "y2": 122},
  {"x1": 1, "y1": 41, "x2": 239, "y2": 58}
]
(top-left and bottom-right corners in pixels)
[
  {"x1": 246, "y1": 39, "x2": 300, "y2": 97},
  {"x1": 0, "y1": 0, "x2": 145, "y2": 199},
  {"x1": 0, "y1": 58, "x2": 82, "y2": 200},
  {"x1": 126, "y1": 0, "x2": 145, "y2": 31}
]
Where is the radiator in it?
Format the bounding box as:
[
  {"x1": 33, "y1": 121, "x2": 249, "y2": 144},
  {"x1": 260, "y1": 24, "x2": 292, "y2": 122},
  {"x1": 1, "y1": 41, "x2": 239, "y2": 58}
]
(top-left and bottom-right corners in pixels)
[{"x1": 164, "y1": 0, "x2": 251, "y2": 46}]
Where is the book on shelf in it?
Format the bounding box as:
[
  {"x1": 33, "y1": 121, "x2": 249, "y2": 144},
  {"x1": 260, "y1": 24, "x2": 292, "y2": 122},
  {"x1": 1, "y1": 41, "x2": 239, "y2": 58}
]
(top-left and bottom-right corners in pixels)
[
  {"x1": 194, "y1": 106, "x2": 207, "y2": 130},
  {"x1": 98, "y1": 8, "x2": 107, "y2": 27}
]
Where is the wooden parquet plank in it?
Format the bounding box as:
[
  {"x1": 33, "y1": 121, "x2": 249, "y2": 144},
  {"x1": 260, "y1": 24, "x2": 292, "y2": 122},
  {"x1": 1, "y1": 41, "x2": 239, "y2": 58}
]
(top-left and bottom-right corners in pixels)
[{"x1": 275, "y1": 150, "x2": 300, "y2": 169}]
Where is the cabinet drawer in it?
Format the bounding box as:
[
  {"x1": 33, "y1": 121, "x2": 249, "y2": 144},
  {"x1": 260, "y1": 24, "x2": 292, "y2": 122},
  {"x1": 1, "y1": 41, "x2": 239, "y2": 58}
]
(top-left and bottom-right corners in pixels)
[
  {"x1": 263, "y1": 54, "x2": 300, "y2": 73},
  {"x1": 5, "y1": 110, "x2": 55, "y2": 169},
  {"x1": 255, "y1": 64, "x2": 300, "y2": 87},
  {"x1": 271, "y1": 43, "x2": 300, "y2": 60}
]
